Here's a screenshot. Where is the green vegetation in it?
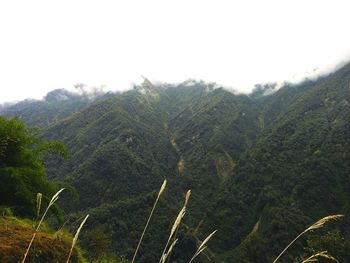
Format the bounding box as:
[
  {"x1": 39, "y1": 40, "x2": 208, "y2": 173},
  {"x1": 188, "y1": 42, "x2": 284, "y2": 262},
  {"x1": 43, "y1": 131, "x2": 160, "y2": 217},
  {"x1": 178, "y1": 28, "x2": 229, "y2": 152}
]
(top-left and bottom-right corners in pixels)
[
  {"x1": 1, "y1": 63, "x2": 350, "y2": 262},
  {"x1": 0, "y1": 116, "x2": 67, "y2": 217},
  {"x1": 0, "y1": 117, "x2": 89, "y2": 262}
]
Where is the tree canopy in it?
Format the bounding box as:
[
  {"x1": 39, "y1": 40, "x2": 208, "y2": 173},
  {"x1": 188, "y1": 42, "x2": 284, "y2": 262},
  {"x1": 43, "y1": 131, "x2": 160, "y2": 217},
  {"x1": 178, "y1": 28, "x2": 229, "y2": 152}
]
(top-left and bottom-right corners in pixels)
[{"x1": 0, "y1": 116, "x2": 66, "y2": 217}]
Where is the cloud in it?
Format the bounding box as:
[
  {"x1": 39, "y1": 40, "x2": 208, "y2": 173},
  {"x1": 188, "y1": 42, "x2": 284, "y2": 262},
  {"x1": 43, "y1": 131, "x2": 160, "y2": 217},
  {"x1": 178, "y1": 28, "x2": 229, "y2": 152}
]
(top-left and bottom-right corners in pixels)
[{"x1": 0, "y1": 1, "x2": 350, "y2": 103}]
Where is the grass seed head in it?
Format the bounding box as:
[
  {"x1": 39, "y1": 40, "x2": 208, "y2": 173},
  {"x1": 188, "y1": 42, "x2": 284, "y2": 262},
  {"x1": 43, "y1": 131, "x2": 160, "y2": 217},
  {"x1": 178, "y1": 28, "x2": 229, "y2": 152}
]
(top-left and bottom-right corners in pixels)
[
  {"x1": 158, "y1": 180, "x2": 167, "y2": 198},
  {"x1": 66, "y1": 214, "x2": 89, "y2": 263},
  {"x1": 302, "y1": 251, "x2": 339, "y2": 263},
  {"x1": 170, "y1": 207, "x2": 186, "y2": 238},
  {"x1": 184, "y1": 190, "x2": 191, "y2": 207},
  {"x1": 198, "y1": 230, "x2": 217, "y2": 252},
  {"x1": 306, "y1": 215, "x2": 344, "y2": 232}
]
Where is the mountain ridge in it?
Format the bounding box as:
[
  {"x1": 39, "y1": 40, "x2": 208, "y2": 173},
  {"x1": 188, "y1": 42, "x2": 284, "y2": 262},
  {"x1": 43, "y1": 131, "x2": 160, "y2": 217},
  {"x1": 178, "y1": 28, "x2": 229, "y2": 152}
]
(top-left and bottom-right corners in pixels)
[{"x1": 1, "y1": 63, "x2": 350, "y2": 262}]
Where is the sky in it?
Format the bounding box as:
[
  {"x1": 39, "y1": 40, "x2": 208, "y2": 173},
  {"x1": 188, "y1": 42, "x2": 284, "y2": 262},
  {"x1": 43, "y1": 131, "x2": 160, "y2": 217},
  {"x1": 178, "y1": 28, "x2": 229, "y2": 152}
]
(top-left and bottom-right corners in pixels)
[{"x1": 0, "y1": 0, "x2": 350, "y2": 103}]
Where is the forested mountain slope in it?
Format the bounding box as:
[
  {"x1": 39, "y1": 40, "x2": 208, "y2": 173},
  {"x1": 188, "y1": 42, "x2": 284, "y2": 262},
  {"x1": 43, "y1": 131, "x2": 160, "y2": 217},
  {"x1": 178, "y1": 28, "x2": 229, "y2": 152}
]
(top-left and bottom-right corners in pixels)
[
  {"x1": 221, "y1": 63, "x2": 350, "y2": 261},
  {"x1": 1, "y1": 63, "x2": 350, "y2": 262}
]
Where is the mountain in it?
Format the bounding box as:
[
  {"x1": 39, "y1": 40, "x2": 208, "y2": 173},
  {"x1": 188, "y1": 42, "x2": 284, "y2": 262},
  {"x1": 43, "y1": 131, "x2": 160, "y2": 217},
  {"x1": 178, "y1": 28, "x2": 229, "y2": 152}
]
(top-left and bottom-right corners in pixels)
[
  {"x1": 1, "y1": 63, "x2": 350, "y2": 262},
  {"x1": 0, "y1": 88, "x2": 115, "y2": 127},
  {"x1": 222, "y1": 64, "x2": 350, "y2": 260}
]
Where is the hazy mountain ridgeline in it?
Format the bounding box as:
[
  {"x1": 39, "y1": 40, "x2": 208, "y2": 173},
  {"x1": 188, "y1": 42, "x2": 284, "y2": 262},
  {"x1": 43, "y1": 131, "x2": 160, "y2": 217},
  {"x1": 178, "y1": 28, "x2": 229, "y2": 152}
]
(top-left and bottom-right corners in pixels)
[
  {"x1": 0, "y1": 88, "x2": 117, "y2": 127},
  {"x1": 1, "y1": 63, "x2": 350, "y2": 262}
]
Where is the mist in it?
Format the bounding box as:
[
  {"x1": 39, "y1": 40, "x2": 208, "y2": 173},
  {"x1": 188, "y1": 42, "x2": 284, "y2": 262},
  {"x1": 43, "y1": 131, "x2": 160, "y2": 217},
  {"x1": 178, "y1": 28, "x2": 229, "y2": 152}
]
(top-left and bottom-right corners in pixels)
[{"x1": 1, "y1": 1, "x2": 350, "y2": 103}]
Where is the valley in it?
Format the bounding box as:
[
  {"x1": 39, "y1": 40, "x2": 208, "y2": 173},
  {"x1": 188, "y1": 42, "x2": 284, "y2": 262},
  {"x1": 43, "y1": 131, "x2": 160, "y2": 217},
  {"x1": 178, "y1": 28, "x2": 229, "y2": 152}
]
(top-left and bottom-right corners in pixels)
[{"x1": 1, "y1": 63, "x2": 350, "y2": 262}]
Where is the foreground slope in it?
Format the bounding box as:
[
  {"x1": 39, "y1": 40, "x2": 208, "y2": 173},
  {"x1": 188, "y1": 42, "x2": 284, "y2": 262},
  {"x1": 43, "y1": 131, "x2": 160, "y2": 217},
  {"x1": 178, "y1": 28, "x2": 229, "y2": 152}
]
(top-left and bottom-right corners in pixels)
[{"x1": 0, "y1": 217, "x2": 84, "y2": 263}]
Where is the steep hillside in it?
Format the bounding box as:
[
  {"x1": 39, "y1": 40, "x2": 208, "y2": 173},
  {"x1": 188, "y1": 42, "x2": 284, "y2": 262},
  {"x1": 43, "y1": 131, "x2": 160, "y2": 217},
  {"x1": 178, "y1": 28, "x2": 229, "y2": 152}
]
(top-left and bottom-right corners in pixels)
[
  {"x1": 1, "y1": 63, "x2": 350, "y2": 262},
  {"x1": 38, "y1": 81, "x2": 265, "y2": 262},
  {"x1": 44, "y1": 88, "x2": 179, "y2": 210},
  {"x1": 217, "y1": 63, "x2": 350, "y2": 261}
]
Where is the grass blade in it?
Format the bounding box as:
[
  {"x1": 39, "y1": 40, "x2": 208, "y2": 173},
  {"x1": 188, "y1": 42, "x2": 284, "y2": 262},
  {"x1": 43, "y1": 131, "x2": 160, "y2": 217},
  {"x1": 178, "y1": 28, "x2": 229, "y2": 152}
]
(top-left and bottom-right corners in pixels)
[
  {"x1": 131, "y1": 180, "x2": 167, "y2": 263},
  {"x1": 22, "y1": 188, "x2": 65, "y2": 263},
  {"x1": 66, "y1": 214, "x2": 89, "y2": 263},
  {"x1": 159, "y1": 190, "x2": 191, "y2": 263},
  {"x1": 189, "y1": 230, "x2": 217, "y2": 263}
]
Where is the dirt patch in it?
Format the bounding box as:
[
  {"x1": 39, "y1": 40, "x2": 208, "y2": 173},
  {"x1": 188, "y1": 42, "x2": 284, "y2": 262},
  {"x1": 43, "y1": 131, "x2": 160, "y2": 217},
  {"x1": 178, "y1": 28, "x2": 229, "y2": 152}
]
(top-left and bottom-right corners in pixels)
[
  {"x1": 214, "y1": 153, "x2": 236, "y2": 179},
  {"x1": 0, "y1": 217, "x2": 80, "y2": 263},
  {"x1": 177, "y1": 159, "x2": 185, "y2": 174}
]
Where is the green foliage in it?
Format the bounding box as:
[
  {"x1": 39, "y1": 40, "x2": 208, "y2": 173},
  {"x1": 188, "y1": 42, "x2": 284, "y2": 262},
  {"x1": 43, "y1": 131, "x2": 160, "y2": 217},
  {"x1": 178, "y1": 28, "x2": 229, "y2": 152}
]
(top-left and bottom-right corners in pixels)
[
  {"x1": 81, "y1": 226, "x2": 112, "y2": 262},
  {"x1": 305, "y1": 230, "x2": 350, "y2": 262},
  {"x1": 222, "y1": 63, "x2": 350, "y2": 261},
  {"x1": 0, "y1": 116, "x2": 66, "y2": 218},
  {"x1": 1, "y1": 62, "x2": 350, "y2": 262},
  {"x1": 230, "y1": 232, "x2": 268, "y2": 263}
]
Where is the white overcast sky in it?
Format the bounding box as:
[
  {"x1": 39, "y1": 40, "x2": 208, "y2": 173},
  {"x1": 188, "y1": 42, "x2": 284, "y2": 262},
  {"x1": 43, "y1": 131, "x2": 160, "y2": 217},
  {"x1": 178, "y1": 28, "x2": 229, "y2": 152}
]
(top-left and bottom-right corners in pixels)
[{"x1": 1, "y1": 0, "x2": 350, "y2": 103}]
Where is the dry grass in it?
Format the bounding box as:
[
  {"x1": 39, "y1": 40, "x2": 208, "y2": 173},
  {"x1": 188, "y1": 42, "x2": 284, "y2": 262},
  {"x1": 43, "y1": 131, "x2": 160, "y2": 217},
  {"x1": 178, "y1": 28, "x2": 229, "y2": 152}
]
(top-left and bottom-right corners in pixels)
[
  {"x1": 67, "y1": 214, "x2": 89, "y2": 263},
  {"x1": 161, "y1": 238, "x2": 178, "y2": 263},
  {"x1": 0, "y1": 216, "x2": 79, "y2": 262},
  {"x1": 189, "y1": 230, "x2": 217, "y2": 263},
  {"x1": 304, "y1": 215, "x2": 344, "y2": 232},
  {"x1": 273, "y1": 214, "x2": 344, "y2": 263},
  {"x1": 302, "y1": 251, "x2": 338, "y2": 263},
  {"x1": 131, "y1": 179, "x2": 167, "y2": 263},
  {"x1": 22, "y1": 188, "x2": 65, "y2": 263},
  {"x1": 158, "y1": 190, "x2": 191, "y2": 263},
  {"x1": 12, "y1": 183, "x2": 344, "y2": 263}
]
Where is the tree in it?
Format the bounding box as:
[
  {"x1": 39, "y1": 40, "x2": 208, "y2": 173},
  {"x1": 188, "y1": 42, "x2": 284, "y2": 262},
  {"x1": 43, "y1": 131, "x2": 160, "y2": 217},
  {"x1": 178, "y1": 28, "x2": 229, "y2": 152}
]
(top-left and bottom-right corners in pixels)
[{"x1": 0, "y1": 116, "x2": 66, "y2": 217}]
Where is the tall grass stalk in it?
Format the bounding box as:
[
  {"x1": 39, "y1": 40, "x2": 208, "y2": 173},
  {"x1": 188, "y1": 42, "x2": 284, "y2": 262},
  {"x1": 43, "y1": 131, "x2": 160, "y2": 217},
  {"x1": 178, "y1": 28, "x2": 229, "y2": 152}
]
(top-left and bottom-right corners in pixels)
[
  {"x1": 273, "y1": 214, "x2": 343, "y2": 263},
  {"x1": 22, "y1": 188, "x2": 65, "y2": 263},
  {"x1": 159, "y1": 190, "x2": 191, "y2": 263},
  {"x1": 189, "y1": 230, "x2": 217, "y2": 263},
  {"x1": 161, "y1": 239, "x2": 178, "y2": 263},
  {"x1": 131, "y1": 179, "x2": 167, "y2": 263},
  {"x1": 54, "y1": 215, "x2": 85, "y2": 241},
  {"x1": 66, "y1": 214, "x2": 89, "y2": 263},
  {"x1": 166, "y1": 190, "x2": 191, "y2": 263}
]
